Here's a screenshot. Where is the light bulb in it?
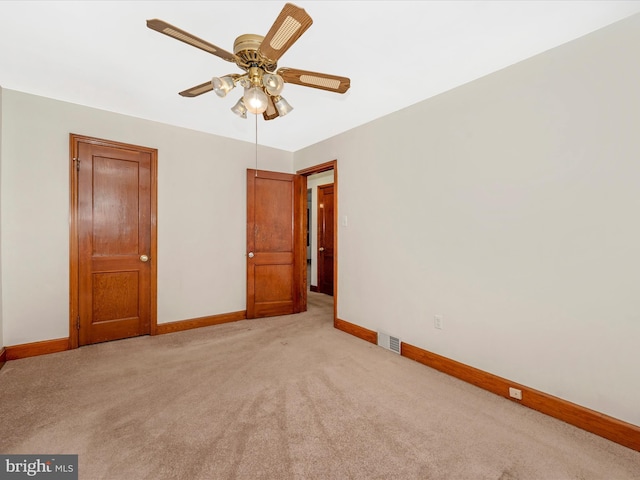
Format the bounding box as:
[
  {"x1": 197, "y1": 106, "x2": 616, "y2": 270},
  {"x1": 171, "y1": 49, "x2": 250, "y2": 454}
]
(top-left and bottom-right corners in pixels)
[{"x1": 243, "y1": 87, "x2": 268, "y2": 114}]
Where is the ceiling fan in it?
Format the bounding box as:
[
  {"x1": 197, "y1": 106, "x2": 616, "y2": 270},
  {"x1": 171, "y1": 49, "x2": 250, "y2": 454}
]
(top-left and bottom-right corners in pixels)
[{"x1": 147, "y1": 3, "x2": 351, "y2": 120}]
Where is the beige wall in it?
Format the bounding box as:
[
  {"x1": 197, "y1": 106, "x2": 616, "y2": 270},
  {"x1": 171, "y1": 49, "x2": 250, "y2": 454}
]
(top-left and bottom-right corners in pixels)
[
  {"x1": 294, "y1": 14, "x2": 640, "y2": 425},
  {"x1": 0, "y1": 90, "x2": 293, "y2": 346},
  {"x1": 0, "y1": 86, "x2": 3, "y2": 349}
]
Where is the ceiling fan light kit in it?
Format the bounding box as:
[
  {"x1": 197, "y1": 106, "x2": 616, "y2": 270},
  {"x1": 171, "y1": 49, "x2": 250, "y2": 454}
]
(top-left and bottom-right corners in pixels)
[{"x1": 147, "y1": 2, "x2": 350, "y2": 121}]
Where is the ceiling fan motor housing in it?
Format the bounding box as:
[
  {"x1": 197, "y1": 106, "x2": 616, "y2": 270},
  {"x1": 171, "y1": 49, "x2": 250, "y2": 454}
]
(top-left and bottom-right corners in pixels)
[{"x1": 233, "y1": 34, "x2": 277, "y2": 72}]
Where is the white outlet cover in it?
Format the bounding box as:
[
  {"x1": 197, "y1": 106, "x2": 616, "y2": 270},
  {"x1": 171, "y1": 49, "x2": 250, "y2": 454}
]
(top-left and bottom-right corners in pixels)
[{"x1": 509, "y1": 387, "x2": 522, "y2": 400}]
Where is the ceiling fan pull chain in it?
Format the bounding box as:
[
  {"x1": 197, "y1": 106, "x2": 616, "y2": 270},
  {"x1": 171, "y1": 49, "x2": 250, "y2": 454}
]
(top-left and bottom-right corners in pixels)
[{"x1": 255, "y1": 112, "x2": 258, "y2": 176}]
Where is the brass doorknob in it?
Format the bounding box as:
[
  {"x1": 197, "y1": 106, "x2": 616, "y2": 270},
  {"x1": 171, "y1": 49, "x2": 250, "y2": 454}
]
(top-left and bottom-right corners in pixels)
[
  {"x1": 319, "y1": 247, "x2": 325, "y2": 252},
  {"x1": 140, "y1": 255, "x2": 149, "y2": 262}
]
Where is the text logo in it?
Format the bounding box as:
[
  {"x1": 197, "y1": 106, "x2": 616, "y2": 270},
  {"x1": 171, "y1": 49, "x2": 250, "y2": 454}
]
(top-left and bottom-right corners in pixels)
[{"x1": 0, "y1": 455, "x2": 77, "y2": 480}]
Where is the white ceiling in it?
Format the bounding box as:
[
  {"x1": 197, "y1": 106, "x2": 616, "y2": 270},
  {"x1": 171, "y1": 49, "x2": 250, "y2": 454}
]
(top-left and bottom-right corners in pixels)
[{"x1": 1, "y1": 1, "x2": 639, "y2": 152}]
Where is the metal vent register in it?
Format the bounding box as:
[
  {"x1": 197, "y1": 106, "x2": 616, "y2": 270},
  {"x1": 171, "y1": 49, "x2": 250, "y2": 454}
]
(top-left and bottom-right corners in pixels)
[{"x1": 377, "y1": 331, "x2": 401, "y2": 354}]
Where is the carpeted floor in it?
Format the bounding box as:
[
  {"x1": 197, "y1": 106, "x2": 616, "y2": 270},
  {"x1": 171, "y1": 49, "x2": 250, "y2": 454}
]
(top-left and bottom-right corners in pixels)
[{"x1": 1, "y1": 292, "x2": 639, "y2": 479}]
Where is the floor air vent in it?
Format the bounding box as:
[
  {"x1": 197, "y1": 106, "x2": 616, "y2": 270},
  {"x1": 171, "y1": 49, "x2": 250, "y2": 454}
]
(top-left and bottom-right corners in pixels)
[{"x1": 378, "y1": 332, "x2": 401, "y2": 354}]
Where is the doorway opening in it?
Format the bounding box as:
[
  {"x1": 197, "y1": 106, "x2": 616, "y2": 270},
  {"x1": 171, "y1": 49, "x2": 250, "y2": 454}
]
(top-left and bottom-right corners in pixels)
[
  {"x1": 297, "y1": 160, "x2": 337, "y2": 323},
  {"x1": 307, "y1": 172, "x2": 334, "y2": 295}
]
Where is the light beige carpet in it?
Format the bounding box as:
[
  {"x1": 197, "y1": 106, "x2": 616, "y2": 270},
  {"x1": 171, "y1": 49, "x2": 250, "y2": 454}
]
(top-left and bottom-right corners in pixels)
[{"x1": 1, "y1": 292, "x2": 639, "y2": 479}]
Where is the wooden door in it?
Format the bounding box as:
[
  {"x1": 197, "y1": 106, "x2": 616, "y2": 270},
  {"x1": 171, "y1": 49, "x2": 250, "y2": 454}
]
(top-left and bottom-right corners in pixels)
[
  {"x1": 71, "y1": 135, "x2": 157, "y2": 346},
  {"x1": 246, "y1": 169, "x2": 306, "y2": 318},
  {"x1": 317, "y1": 183, "x2": 334, "y2": 296}
]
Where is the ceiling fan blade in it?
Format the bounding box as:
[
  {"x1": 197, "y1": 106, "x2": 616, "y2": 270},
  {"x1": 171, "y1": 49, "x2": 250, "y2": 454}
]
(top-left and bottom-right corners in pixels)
[
  {"x1": 179, "y1": 81, "x2": 214, "y2": 98},
  {"x1": 146, "y1": 19, "x2": 238, "y2": 63},
  {"x1": 258, "y1": 3, "x2": 313, "y2": 62},
  {"x1": 263, "y1": 95, "x2": 280, "y2": 121},
  {"x1": 277, "y1": 68, "x2": 351, "y2": 94}
]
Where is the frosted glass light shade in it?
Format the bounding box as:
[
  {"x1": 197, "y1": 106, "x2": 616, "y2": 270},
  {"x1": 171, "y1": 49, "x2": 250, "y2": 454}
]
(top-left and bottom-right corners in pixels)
[
  {"x1": 231, "y1": 98, "x2": 248, "y2": 119},
  {"x1": 263, "y1": 74, "x2": 284, "y2": 96},
  {"x1": 212, "y1": 76, "x2": 235, "y2": 97},
  {"x1": 243, "y1": 87, "x2": 268, "y2": 114},
  {"x1": 274, "y1": 96, "x2": 293, "y2": 117}
]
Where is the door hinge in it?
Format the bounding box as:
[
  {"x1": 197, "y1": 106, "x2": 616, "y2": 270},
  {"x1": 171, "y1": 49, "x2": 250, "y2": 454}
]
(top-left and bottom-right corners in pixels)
[
  {"x1": 76, "y1": 316, "x2": 80, "y2": 330},
  {"x1": 73, "y1": 157, "x2": 80, "y2": 171}
]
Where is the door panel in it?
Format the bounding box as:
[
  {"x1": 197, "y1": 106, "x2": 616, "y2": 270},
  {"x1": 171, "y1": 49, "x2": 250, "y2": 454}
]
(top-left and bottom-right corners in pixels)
[
  {"x1": 247, "y1": 169, "x2": 306, "y2": 318},
  {"x1": 317, "y1": 183, "x2": 334, "y2": 295},
  {"x1": 255, "y1": 178, "x2": 294, "y2": 252},
  {"x1": 73, "y1": 136, "x2": 156, "y2": 345}
]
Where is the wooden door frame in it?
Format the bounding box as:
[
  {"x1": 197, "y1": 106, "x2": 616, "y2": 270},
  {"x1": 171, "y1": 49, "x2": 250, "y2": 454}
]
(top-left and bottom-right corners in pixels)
[
  {"x1": 69, "y1": 134, "x2": 158, "y2": 349},
  {"x1": 296, "y1": 160, "x2": 338, "y2": 323}
]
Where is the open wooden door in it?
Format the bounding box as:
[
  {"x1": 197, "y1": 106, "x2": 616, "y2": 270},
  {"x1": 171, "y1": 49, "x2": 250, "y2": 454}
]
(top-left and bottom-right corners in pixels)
[
  {"x1": 317, "y1": 183, "x2": 334, "y2": 295},
  {"x1": 246, "y1": 169, "x2": 307, "y2": 318}
]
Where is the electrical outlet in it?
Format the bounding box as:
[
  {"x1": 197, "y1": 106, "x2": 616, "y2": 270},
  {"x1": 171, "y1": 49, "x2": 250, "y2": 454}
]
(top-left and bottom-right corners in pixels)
[
  {"x1": 434, "y1": 315, "x2": 443, "y2": 330},
  {"x1": 509, "y1": 387, "x2": 522, "y2": 400}
]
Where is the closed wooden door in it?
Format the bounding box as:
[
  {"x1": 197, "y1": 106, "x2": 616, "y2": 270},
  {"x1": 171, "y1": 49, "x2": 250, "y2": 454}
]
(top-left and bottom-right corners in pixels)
[
  {"x1": 317, "y1": 183, "x2": 334, "y2": 296},
  {"x1": 71, "y1": 135, "x2": 157, "y2": 346},
  {"x1": 246, "y1": 169, "x2": 306, "y2": 318}
]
